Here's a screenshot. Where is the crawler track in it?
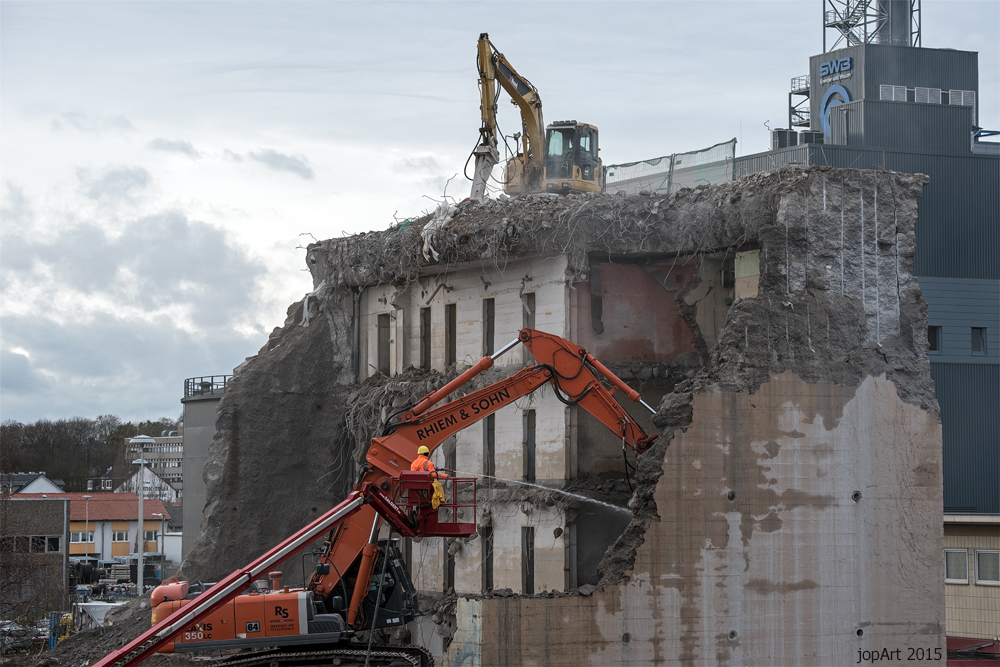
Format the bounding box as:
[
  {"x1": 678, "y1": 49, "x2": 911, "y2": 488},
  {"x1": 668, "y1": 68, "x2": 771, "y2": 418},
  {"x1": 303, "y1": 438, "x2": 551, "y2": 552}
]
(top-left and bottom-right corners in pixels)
[{"x1": 212, "y1": 643, "x2": 433, "y2": 667}]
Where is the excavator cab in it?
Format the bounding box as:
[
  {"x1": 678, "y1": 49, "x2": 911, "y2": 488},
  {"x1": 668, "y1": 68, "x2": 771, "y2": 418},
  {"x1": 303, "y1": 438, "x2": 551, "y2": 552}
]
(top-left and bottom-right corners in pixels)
[{"x1": 543, "y1": 121, "x2": 602, "y2": 193}]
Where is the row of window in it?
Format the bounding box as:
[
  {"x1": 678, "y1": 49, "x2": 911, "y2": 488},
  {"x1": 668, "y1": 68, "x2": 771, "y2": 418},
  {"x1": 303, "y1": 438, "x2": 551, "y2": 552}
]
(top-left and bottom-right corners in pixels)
[
  {"x1": 945, "y1": 549, "x2": 999, "y2": 585},
  {"x1": 451, "y1": 522, "x2": 534, "y2": 595},
  {"x1": 1, "y1": 535, "x2": 62, "y2": 553},
  {"x1": 151, "y1": 459, "x2": 183, "y2": 468},
  {"x1": 70, "y1": 530, "x2": 157, "y2": 543},
  {"x1": 928, "y1": 326, "x2": 989, "y2": 354},
  {"x1": 377, "y1": 293, "x2": 536, "y2": 375},
  {"x1": 439, "y1": 407, "x2": 537, "y2": 593},
  {"x1": 127, "y1": 444, "x2": 182, "y2": 453}
]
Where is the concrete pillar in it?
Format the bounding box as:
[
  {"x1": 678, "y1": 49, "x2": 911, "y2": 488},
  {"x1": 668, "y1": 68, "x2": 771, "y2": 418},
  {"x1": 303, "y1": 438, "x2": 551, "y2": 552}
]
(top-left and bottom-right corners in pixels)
[{"x1": 181, "y1": 381, "x2": 225, "y2": 559}]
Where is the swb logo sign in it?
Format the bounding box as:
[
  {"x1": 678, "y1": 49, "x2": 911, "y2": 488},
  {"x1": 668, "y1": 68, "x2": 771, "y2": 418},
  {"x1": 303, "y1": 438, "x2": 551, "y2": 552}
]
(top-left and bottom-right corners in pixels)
[{"x1": 820, "y1": 57, "x2": 852, "y2": 76}]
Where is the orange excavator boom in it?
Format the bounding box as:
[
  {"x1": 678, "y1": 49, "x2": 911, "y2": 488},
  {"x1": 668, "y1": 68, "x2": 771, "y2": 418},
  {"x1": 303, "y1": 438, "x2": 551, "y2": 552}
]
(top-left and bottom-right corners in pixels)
[
  {"x1": 310, "y1": 328, "x2": 657, "y2": 606},
  {"x1": 94, "y1": 328, "x2": 656, "y2": 667}
]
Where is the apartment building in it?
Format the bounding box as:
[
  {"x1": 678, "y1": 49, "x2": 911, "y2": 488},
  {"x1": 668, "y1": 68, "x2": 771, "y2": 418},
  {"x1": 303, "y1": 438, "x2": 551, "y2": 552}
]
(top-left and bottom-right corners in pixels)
[{"x1": 12, "y1": 492, "x2": 168, "y2": 560}]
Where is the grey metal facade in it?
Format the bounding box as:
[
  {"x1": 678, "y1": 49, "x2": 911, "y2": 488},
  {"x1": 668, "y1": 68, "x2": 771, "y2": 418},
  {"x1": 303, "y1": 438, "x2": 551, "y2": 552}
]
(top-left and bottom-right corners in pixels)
[
  {"x1": 920, "y1": 277, "x2": 1000, "y2": 365},
  {"x1": 738, "y1": 42, "x2": 999, "y2": 515},
  {"x1": 930, "y1": 363, "x2": 1000, "y2": 514},
  {"x1": 829, "y1": 101, "x2": 973, "y2": 153}
]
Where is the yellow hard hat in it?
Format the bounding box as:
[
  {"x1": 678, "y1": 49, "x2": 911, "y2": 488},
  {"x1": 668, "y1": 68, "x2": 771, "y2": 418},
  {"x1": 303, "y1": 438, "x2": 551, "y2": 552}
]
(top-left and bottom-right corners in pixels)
[{"x1": 417, "y1": 445, "x2": 430, "y2": 456}]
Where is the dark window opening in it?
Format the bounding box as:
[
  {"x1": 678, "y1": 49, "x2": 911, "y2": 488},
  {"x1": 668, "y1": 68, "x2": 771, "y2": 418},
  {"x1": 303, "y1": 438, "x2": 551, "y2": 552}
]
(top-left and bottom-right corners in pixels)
[
  {"x1": 523, "y1": 409, "x2": 536, "y2": 483},
  {"x1": 444, "y1": 454, "x2": 456, "y2": 588},
  {"x1": 483, "y1": 414, "x2": 495, "y2": 478},
  {"x1": 481, "y1": 525, "x2": 494, "y2": 592},
  {"x1": 521, "y1": 526, "x2": 535, "y2": 595},
  {"x1": 522, "y1": 292, "x2": 535, "y2": 364},
  {"x1": 420, "y1": 307, "x2": 431, "y2": 370},
  {"x1": 483, "y1": 298, "x2": 495, "y2": 356},
  {"x1": 723, "y1": 258, "x2": 736, "y2": 289},
  {"x1": 377, "y1": 313, "x2": 391, "y2": 376},
  {"x1": 445, "y1": 548, "x2": 455, "y2": 592},
  {"x1": 445, "y1": 304, "x2": 457, "y2": 365},
  {"x1": 972, "y1": 327, "x2": 987, "y2": 355},
  {"x1": 928, "y1": 326, "x2": 942, "y2": 352},
  {"x1": 445, "y1": 447, "x2": 456, "y2": 478}
]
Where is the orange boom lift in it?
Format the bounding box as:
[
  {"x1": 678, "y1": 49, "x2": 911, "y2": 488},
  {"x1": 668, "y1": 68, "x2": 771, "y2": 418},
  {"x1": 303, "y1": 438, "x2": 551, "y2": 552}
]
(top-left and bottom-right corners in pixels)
[{"x1": 93, "y1": 329, "x2": 656, "y2": 667}]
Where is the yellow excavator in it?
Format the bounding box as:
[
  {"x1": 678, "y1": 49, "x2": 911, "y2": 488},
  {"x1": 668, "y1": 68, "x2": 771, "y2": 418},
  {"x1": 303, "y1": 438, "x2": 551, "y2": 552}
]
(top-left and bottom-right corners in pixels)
[{"x1": 470, "y1": 33, "x2": 603, "y2": 201}]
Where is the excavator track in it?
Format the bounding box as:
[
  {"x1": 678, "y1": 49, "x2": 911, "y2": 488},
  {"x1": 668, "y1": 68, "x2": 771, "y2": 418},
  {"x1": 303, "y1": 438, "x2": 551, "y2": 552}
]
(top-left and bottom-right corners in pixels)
[{"x1": 212, "y1": 643, "x2": 434, "y2": 667}]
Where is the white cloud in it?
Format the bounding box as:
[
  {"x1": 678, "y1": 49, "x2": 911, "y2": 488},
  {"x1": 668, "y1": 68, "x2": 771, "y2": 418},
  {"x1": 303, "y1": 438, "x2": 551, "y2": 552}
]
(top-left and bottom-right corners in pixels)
[
  {"x1": 51, "y1": 111, "x2": 134, "y2": 134},
  {"x1": 77, "y1": 165, "x2": 151, "y2": 202},
  {"x1": 148, "y1": 138, "x2": 200, "y2": 158},
  {"x1": 247, "y1": 149, "x2": 315, "y2": 180}
]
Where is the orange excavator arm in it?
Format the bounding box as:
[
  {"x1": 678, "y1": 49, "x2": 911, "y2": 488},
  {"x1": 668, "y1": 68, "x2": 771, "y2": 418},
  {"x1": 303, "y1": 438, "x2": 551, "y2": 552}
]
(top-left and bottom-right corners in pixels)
[
  {"x1": 91, "y1": 481, "x2": 435, "y2": 667},
  {"x1": 93, "y1": 329, "x2": 658, "y2": 667},
  {"x1": 310, "y1": 328, "x2": 657, "y2": 617}
]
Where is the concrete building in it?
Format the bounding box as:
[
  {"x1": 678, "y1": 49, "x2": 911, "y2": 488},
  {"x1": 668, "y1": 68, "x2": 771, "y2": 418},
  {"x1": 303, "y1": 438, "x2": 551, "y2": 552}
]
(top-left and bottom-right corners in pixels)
[
  {"x1": 13, "y1": 492, "x2": 168, "y2": 561},
  {"x1": 358, "y1": 254, "x2": 703, "y2": 594},
  {"x1": 182, "y1": 161, "x2": 946, "y2": 664},
  {"x1": 253, "y1": 163, "x2": 939, "y2": 664},
  {"x1": 0, "y1": 496, "x2": 69, "y2": 621},
  {"x1": 123, "y1": 434, "x2": 184, "y2": 494},
  {"x1": 180, "y1": 375, "x2": 227, "y2": 559},
  {"x1": 734, "y1": 1, "x2": 999, "y2": 642}
]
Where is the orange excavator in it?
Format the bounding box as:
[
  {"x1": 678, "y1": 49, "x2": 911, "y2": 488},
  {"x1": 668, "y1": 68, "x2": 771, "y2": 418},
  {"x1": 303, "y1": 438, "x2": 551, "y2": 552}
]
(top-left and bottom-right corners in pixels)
[{"x1": 93, "y1": 329, "x2": 657, "y2": 667}]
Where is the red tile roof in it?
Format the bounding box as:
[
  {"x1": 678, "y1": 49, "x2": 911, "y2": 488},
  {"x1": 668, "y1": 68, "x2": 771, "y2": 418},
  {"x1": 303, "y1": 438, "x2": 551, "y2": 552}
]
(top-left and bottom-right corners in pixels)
[{"x1": 12, "y1": 492, "x2": 168, "y2": 521}]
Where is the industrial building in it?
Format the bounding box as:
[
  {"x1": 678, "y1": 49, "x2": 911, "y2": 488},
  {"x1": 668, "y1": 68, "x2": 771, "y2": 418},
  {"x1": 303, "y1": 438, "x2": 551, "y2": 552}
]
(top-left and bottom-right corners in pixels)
[
  {"x1": 179, "y1": 374, "x2": 228, "y2": 559},
  {"x1": 734, "y1": 0, "x2": 999, "y2": 641}
]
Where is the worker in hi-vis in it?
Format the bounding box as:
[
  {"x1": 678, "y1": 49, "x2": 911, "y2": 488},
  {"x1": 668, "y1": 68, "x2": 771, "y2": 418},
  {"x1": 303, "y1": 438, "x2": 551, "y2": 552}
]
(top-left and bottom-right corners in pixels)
[
  {"x1": 412, "y1": 445, "x2": 447, "y2": 509},
  {"x1": 411, "y1": 445, "x2": 448, "y2": 477}
]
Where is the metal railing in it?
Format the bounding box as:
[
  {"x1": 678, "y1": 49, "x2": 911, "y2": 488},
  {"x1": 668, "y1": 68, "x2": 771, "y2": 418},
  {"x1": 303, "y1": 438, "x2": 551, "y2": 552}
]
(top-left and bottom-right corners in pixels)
[
  {"x1": 791, "y1": 75, "x2": 810, "y2": 93},
  {"x1": 183, "y1": 375, "x2": 230, "y2": 398}
]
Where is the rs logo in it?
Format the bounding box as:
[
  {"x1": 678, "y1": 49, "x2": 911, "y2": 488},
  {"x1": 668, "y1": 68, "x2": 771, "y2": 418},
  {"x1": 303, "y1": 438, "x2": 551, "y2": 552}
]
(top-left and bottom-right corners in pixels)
[{"x1": 274, "y1": 606, "x2": 289, "y2": 619}]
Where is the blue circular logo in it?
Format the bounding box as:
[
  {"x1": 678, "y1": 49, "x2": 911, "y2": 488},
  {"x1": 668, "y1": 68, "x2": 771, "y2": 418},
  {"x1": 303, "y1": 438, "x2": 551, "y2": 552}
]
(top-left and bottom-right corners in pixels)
[{"x1": 821, "y1": 85, "x2": 851, "y2": 136}]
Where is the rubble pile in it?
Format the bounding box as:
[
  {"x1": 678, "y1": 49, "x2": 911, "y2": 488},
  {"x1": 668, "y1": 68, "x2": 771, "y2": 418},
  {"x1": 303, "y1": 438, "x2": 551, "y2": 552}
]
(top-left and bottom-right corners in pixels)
[{"x1": 307, "y1": 169, "x2": 800, "y2": 292}]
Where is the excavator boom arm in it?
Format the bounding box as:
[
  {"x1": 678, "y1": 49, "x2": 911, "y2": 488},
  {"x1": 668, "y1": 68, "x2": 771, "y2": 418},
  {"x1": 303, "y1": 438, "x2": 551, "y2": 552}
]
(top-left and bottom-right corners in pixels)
[
  {"x1": 472, "y1": 33, "x2": 545, "y2": 201},
  {"x1": 91, "y1": 481, "x2": 437, "y2": 667},
  {"x1": 311, "y1": 329, "x2": 656, "y2": 603}
]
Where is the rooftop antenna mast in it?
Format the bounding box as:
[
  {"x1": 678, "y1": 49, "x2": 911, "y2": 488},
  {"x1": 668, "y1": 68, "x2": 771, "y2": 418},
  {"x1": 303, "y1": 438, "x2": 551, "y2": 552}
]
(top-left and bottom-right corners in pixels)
[{"x1": 823, "y1": 0, "x2": 921, "y2": 52}]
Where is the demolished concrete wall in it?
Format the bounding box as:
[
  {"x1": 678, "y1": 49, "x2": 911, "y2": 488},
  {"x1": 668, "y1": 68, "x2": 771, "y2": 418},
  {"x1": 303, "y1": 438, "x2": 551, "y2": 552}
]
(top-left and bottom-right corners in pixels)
[
  {"x1": 181, "y1": 290, "x2": 358, "y2": 582},
  {"x1": 184, "y1": 166, "x2": 943, "y2": 665}
]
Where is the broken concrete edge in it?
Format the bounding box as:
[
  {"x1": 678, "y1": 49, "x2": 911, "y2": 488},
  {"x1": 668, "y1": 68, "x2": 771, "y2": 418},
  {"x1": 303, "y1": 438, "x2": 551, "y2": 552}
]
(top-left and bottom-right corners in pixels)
[{"x1": 304, "y1": 167, "x2": 817, "y2": 293}]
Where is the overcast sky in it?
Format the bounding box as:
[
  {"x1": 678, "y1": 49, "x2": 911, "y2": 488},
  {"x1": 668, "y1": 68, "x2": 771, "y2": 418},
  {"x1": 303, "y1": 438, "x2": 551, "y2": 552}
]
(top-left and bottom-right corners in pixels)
[{"x1": 2, "y1": 0, "x2": 997, "y2": 423}]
